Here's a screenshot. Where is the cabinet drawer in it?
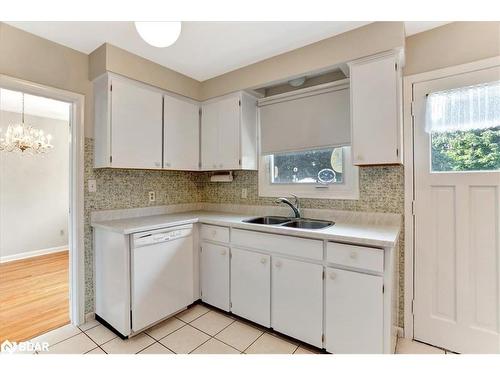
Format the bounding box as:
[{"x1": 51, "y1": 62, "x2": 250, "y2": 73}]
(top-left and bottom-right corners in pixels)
[
  {"x1": 232, "y1": 229, "x2": 322, "y2": 261},
  {"x1": 200, "y1": 224, "x2": 229, "y2": 243},
  {"x1": 326, "y1": 242, "x2": 383, "y2": 273}
]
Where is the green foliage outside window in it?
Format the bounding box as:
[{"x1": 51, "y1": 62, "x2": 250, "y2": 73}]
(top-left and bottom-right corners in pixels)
[{"x1": 431, "y1": 125, "x2": 500, "y2": 172}]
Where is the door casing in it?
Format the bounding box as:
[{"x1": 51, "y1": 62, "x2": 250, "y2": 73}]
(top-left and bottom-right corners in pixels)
[{"x1": 0, "y1": 74, "x2": 86, "y2": 326}]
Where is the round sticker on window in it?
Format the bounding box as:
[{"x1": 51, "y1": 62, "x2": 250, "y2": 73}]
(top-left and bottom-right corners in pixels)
[{"x1": 318, "y1": 168, "x2": 336, "y2": 183}]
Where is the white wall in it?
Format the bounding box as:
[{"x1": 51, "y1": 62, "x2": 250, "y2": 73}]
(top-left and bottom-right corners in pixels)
[{"x1": 0, "y1": 110, "x2": 69, "y2": 260}]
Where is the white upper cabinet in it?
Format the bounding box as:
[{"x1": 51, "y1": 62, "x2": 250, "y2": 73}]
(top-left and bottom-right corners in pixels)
[
  {"x1": 201, "y1": 92, "x2": 258, "y2": 171},
  {"x1": 163, "y1": 94, "x2": 200, "y2": 170},
  {"x1": 349, "y1": 50, "x2": 403, "y2": 165},
  {"x1": 94, "y1": 74, "x2": 163, "y2": 169}
]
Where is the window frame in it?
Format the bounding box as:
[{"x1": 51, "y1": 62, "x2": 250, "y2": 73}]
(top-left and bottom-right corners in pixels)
[{"x1": 258, "y1": 146, "x2": 359, "y2": 200}]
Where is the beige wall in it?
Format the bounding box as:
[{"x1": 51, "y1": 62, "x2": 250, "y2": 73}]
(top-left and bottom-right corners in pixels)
[
  {"x1": 405, "y1": 21, "x2": 500, "y2": 76},
  {"x1": 0, "y1": 22, "x2": 94, "y2": 137},
  {"x1": 89, "y1": 43, "x2": 201, "y2": 100},
  {"x1": 200, "y1": 22, "x2": 405, "y2": 100}
]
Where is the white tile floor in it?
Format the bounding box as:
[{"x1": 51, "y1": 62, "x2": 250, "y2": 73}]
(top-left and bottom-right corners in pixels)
[{"x1": 27, "y1": 303, "x2": 452, "y2": 354}]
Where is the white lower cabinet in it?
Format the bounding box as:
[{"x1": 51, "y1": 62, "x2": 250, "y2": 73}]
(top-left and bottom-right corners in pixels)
[
  {"x1": 271, "y1": 256, "x2": 323, "y2": 347},
  {"x1": 200, "y1": 242, "x2": 230, "y2": 311},
  {"x1": 325, "y1": 267, "x2": 383, "y2": 353},
  {"x1": 230, "y1": 248, "x2": 271, "y2": 327}
]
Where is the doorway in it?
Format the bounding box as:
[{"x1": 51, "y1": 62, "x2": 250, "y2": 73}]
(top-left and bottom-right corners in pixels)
[
  {"x1": 411, "y1": 65, "x2": 500, "y2": 353},
  {"x1": 0, "y1": 76, "x2": 85, "y2": 343}
]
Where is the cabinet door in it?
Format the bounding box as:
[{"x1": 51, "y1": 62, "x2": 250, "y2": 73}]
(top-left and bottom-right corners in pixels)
[
  {"x1": 216, "y1": 96, "x2": 240, "y2": 170},
  {"x1": 271, "y1": 257, "x2": 323, "y2": 347},
  {"x1": 200, "y1": 101, "x2": 219, "y2": 170},
  {"x1": 350, "y1": 53, "x2": 402, "y2": 165},
  {"x1": 163, "y1": 94, "x2": 200, "y2": 170},
  {"x1": 110, "y1": 78, "x2": 163, "y2": 169},
  {"x1": 200, "y1": 242, "x2": 230, "y2": 311},
  {"x1": 325, "y1": 267, "x2": 383, "y2": 353},
  {"x1": 231, "y1": 248, "x2": 271, "y2": 327}
]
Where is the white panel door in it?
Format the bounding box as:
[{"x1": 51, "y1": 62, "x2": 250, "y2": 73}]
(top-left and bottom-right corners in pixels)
[
  {"x1": 110, "y1": 78, "x2": 163, "y2": 169},
  {"x1": 216, "y1": 96, "x2": 240, "y2": 170},
  {"x1": 200, "y1": 101, "x2": 219, "y2": 170},
  {"x1": 163, "y1": 94, "x2": 200, "y2": 170},
  {"x1": 325, "y1": 267, "x2": 383, "y2": 353},
  {"x1": 271, "y1": 256, "x2": 323, "y2": 347},
  {"x1": 230, "y1": 248, "x2": 271, "y2": 327},
  {"x1": 413, "y1": 66, "x2": 500, "y2": 353},
  {"x1": 200, "y1": 242, "x2": 230, "y2": 311}
]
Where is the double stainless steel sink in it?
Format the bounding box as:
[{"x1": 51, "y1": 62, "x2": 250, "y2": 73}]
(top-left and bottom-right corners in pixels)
[{"x1": 242, "y1": 216, "x2": 334, "y2": 230}]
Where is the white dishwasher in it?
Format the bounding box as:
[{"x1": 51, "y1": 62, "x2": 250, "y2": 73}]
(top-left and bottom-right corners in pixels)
[{"x1": 130, "y1": 224, "x2": 194, "y2": 333}]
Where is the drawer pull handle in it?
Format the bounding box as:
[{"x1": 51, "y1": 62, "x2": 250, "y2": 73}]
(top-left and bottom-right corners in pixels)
[
  {"x1": 329, "y1": 272, "x2": 337, "y2": 280},
  {"x1": 275, "y1": 261, "x2": 282, "y2": 268},
  {"x1": 260, "y1": 258, "x2": 267, "y2": 264},
  {"x1": 350, "y1": 252, "x2": 358, "y2": 260},
  {"x1": 220, "y1": 250, "x2": 227, "y2": 256}
]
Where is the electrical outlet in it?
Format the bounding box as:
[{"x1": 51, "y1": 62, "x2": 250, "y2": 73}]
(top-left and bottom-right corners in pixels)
[
  {"x1": 88, "y1": 179, "x2": 96, "y2": 193},
  {"x1": 148, "y1": 191, "x2": 156, "y2": 202},
  {"x1": 241, "y1": 188, "x2": 248, "y2": 199},
  {"x1": 60, "y1": 229, "x2": 65, "y2": 236}
]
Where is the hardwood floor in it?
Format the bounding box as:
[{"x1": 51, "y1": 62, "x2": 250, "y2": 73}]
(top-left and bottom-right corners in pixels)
[{"x1": 0, "y1": 251, "x2": 69, "y2": 342}]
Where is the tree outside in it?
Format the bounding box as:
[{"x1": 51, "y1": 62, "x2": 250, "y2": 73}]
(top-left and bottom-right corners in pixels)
[{"x1": 431, "y1": 125, "x2": 500, "y2": 172}]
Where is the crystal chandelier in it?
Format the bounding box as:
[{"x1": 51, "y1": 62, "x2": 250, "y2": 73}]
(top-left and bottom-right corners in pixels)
[{"x1": 0, "y1": 93, "x2": 54, "y2": 154}]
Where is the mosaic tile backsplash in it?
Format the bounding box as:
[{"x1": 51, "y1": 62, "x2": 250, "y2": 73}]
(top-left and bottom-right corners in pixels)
[{"x1": 84, "y1": 138, "x2": 405, "y2": 326}]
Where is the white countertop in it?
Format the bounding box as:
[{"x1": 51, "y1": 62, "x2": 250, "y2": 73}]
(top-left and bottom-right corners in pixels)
[{"x1": 91, "y1": 210, "x2": 400, "y2": 248}]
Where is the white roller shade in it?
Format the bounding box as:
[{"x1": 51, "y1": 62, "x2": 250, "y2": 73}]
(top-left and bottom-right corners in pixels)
[{"x1": 259, "y1": 83, "x2": 351, "y2": 155}]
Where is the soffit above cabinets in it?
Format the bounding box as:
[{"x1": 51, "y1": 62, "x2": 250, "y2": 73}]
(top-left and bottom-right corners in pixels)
[{"x1": 5, "y1": 21, "x2": 450, "y2": 81}]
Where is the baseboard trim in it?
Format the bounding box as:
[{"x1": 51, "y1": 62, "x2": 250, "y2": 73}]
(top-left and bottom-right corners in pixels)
[{"x1": 0, "y1": 245, "x2": 68, "y2": 263}]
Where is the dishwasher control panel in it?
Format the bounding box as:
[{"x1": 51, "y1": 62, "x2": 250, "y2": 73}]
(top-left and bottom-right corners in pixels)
[{"x1": 133, "y1": 225, "x2": 193, "y2": 248}]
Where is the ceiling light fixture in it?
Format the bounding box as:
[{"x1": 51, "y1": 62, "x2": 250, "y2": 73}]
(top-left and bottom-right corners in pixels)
[
  {"x1": 0, "y1": 93, "x2": 54, "y2": 155},
  {"x1": 288, "y1": 77, "x2": 307, "y2": 87},
  {"x1": 134, "y1": 21, "x2": 182, "y2": 48}
]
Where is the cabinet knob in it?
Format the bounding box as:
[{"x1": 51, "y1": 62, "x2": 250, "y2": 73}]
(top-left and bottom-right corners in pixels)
[
  {"x1": 275, "y1": 261, "x2": 282, "y2": 268},
  {"x1": 350, "y1": 252, "x2": 358, "y2": 260},
  {"x1": 260, "y1": 258, "x2": 267, "y2": 264},
  {"x1": 329, "y1": 272, "x2": 337, "y2": 280},
  {"x1": 220, "y1": 249, "x2": 227, "y2": 256}
]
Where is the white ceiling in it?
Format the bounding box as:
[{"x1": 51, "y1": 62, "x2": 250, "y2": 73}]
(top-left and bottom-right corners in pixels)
[
  {"x1": 1, "y1": 88, "x2": 70, "y2": 121},
  {"x1": 6, "y1": 21, "x2": 450, "y2": 81}
]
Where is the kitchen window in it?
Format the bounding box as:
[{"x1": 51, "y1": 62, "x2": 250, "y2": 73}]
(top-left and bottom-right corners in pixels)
[
  {"x1": 258, "y1": 81, "x2": 359, "y2": 199},
  {"x1": 426, "y1": 80, "x2": 500, "y2": 172},
  {"x1": 259, "y1": 146, "x2": 359, "y2": 199}
]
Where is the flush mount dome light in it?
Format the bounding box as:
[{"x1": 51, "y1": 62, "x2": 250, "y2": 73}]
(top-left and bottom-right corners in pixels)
[
  {"x1": 134, "y1": 22, "x2": 181, "y2": 48},
  {"x1": 288, "y1": 77, "x2": 307, "y2": 87}
]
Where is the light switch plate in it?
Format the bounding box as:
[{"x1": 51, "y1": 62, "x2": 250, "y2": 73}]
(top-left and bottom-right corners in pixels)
[{"x1": 88, "y1": 179, "x2": 96, "y2": 193}]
